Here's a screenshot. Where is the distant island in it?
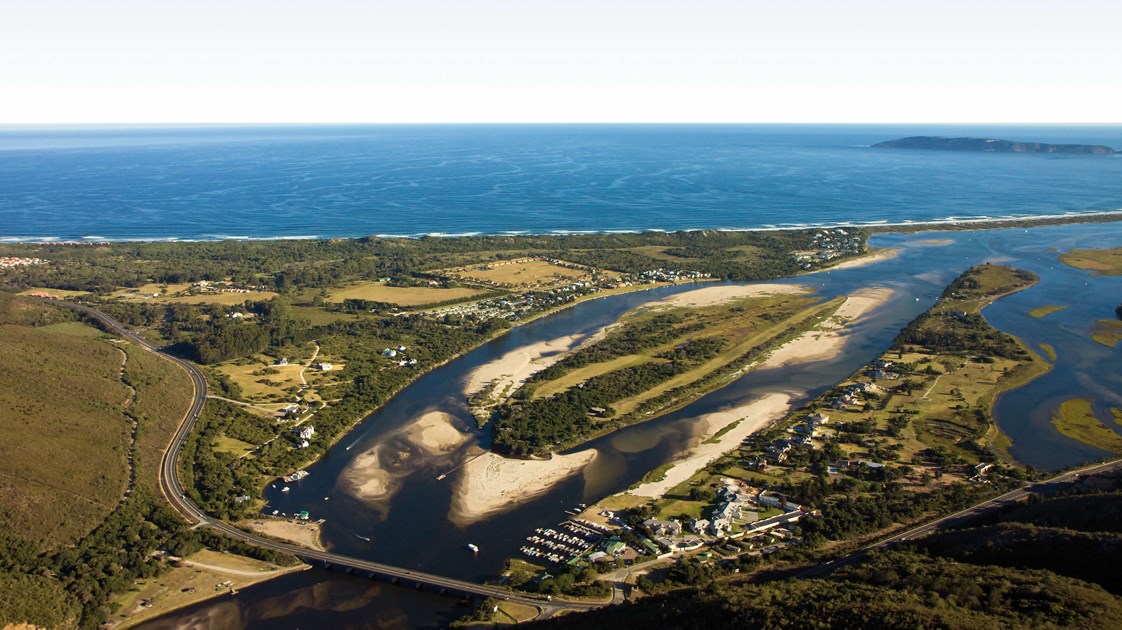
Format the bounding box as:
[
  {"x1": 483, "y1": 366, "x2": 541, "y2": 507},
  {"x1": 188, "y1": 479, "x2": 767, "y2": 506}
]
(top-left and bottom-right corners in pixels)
[{"x1": 874, "y1": 136, "x2": 1117, "y2": 155}]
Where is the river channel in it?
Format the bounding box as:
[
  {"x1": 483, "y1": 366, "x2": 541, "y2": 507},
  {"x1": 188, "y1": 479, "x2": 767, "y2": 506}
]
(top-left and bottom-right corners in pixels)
[{"x1": 140, "y1": 222, "x2": 1122, "y2": 629}]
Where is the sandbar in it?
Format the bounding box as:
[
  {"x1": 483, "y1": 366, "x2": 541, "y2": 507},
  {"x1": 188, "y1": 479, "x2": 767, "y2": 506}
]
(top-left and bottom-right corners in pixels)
[
  {"x1": 652, "y1": 283, "x2": 807, "y2": 309},
  {"x1": 241, "y1": 518, "x2": 325, "y2": 551},
  {"x1": 341, "y1": 448, "x2": 396, "y2": 501},
  {"x1": 450, "y1": 448, "x2": 597, "y2": 526},
  {"x1": 402, "y1": 411, "x2": 470, "y2": 454},
  {"x1": 628, "y1": 393, "x2": 793, "y2": 497}
]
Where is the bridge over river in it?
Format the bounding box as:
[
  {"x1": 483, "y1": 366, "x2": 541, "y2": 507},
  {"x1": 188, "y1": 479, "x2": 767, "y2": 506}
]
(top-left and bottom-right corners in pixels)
[{"x1": 46, "y1": 299, "x2": 606, "y2": 616}]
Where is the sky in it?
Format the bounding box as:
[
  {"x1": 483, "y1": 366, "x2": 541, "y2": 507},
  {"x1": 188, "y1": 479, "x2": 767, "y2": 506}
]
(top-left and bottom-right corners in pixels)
[{"x1": 2, "y1": 0, "x2": 1120, "y2": 123}]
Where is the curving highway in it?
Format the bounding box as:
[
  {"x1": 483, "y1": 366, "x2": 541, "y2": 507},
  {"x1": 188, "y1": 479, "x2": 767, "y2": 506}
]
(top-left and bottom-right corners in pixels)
[{"x1": 45, "y1": 299, "x2": 605, "y2": 614}]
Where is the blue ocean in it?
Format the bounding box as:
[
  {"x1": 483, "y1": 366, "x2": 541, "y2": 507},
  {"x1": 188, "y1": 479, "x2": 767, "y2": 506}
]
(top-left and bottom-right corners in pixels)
[{"x1": 1, "y1": 124, "x2": 1121, "y2": 241}]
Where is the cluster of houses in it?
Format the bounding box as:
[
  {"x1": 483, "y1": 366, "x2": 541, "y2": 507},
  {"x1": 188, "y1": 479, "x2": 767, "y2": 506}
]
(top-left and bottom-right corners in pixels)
[
  {"x1": 865, "y1": 360, "x2": 900, "y2": 382},
  {"x1": 382, "y1": 345, "x2": 417, "y2": 367},
  {"x1": 192, "y1": 279, "x2": 267, "y2": 294},
  {"x1": 793, "y1": 229, "x2": 865, "y2": 269},
  {"x1": 0, "y1": 256, "x2": 47, "y2": 270},
  {"x1": 637, "y1": 268, "x2": 711, "y2": 283}
]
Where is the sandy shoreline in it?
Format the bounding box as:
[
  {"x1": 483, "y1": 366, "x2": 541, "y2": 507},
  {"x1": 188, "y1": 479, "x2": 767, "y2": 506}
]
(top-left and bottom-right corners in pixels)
[
  {"x1": 819, "y1": 248, "x2": 900, "y2": 271},
  {"x1": 464, "y1": 332, "x2": 602, "y2": 398},
  {"x1": 629, "y1": 392, "x2": 794, "y2": 497},
  {"x1": 450, "y1": 448, "x2": 598, "y2": 526},
  {"x1": 241, "y1": 518, "x2": 325, "y2": 551},
  {"x1": 763, "y1": 286, "x2": 894, "y2": 367}
]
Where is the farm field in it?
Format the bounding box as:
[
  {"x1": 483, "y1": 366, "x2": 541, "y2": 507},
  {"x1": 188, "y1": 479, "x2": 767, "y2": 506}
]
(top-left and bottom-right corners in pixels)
[
  {"x1": 324, "y1": 281, "x2": 485, "y2": 306},
  {"x1": 442, "y1": 257, "x2": 590, "y2": 288}
]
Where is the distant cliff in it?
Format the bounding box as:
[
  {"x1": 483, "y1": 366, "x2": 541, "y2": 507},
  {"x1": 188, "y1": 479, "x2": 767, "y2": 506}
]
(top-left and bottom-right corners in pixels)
[{"x1": 873, "y1": 136, "x2": 1117, "y2": 155}]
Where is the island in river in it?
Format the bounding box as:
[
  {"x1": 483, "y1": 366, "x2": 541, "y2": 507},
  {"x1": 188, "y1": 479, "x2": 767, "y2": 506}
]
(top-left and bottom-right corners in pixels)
[{"x1": 873, "y1": 135, "x2": 1117, "y2": 155}]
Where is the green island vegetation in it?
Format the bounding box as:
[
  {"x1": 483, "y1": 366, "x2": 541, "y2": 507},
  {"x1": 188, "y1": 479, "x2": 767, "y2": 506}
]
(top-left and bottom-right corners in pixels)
[
  {"x1": 490, "y1": 291, "x2": 841, "y2": 456},
  {"x1": 1029, "y1": 304, "x2": 1067, "y2": 318},
  {"x1": 498, "y1": 264, "x2": 1061, "y2": 609},
  {"x1": 1050, "y1": 399, "x2": 1122, "y2": 454},
  {"x1": 1060, "y1": 246, "x2": 1122, "y2": 276}
]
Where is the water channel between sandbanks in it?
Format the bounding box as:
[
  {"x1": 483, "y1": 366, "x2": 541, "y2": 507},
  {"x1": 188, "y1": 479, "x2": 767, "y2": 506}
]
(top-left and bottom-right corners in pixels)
[{"x1": 140, "y1": 222, "x2": 1122, "y2": 630}]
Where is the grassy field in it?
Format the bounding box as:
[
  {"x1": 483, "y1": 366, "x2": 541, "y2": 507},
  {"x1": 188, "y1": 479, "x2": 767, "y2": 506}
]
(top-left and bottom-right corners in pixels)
[
  {"x1": 1091, "y1": 320, "x2": 1122, "y2": 348},
  {"x1": 1050, "y1": 398, "x2": 1122, "y2": 454},
  {"x1": 1029, "y1": 305, "x2": 1067, "y2": 318},
  {"x1": 325, "y1": 281, "x2": 485, "y2": 306},
  {"x1": 107, "y1": 549, "x2": 305, "y2": 628},
  {"x1": 216, "y1": 347, "x2": 343, "y2": 404},
  {"x1": 0, "y1": 322, "x2": 131, "y2": 548},
  {"x1": 1059, "y1": 246, "x2": 1122, "y2": 275},
  {"x1": 17, "y1": 287, "x2": 91, "y2": 299},
  {"x1": 532, "y1": 354, "x2": 650, "y2": 399},
  {"x1": 443, "y1": 258, "x2": 588, "y2": 287}
]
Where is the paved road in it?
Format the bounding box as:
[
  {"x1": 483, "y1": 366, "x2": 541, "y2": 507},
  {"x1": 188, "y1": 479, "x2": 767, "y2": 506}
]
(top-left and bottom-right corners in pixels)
[
  {"x1": 46, "y1": 300, "x2": 605, "y2": 615},
  {"x1": 798, "y1": 458, "x2": 1122, "y2": 579}
]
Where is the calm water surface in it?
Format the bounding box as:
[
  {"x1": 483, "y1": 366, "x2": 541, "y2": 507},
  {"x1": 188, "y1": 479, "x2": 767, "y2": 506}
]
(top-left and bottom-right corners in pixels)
[
  {"x1": 3, "y1": 124, "x2": 1122, "y2": 241},
  {"x1": 141, "y1": 223, "x2": 1122, "y2": 629}
]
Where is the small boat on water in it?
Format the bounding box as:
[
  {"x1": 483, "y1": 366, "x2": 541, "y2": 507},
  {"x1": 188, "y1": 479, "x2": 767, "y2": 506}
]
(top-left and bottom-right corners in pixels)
[
  {"x1": 467, "y1": 543, "x2": 479, "y2": 553},
  {"x1": 281, "y1": 487, "x2": 291, "y2": 493},
  {"x1": 356, "y1": 534, "x2": 371, "y2": 542}
]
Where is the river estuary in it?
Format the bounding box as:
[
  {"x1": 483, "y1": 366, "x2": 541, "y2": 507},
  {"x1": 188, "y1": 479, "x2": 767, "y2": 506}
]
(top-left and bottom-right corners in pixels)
[{"x1": 140, "y1": 222, "x2": 1122, "y2": 629}]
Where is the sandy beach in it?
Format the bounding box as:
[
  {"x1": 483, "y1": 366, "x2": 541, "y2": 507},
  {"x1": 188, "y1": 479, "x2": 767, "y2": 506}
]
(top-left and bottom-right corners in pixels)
[
  {"x1": 762, "y1": 287, "x2": 893, "y2": 367},
  {"x1": 628, "y1": 393, "x2": 793, "y2": 497},
  {"x1": 340, "y1": 447, "x2": 397, "y2": 501},
  {"x1": 450, "y1": 448, "x2": 597, "y2": 526},
  {"x1": 652, "y1": 283, "x2": 808, "y2": 308},
  {"x1": 241, "y1": 518, "x2": 325, "y2": 551}
]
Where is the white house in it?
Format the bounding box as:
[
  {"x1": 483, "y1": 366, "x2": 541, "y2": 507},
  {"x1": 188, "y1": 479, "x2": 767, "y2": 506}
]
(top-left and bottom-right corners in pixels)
[
  {"x1": 318, "y1": 362, "x2": 334, "y2": 371},
  {"x1": 690, "y1": 518, "x2": 710, "y2": 535},
  {"x1": 298, "y1": 425, "x2": 315, "y2": 441}
]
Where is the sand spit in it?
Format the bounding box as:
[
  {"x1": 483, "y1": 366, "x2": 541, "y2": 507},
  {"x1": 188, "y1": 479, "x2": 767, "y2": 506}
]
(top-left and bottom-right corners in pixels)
[
  {"x1": 818, "y1": 248, "x2": 901, "y2": 271},
  {"x1": 653, "y1": 283, "x2": 808, "y2": 309},
  {"x1": 450, "y1": 448, "x2": 597, "y2": 526},
  {"x1": 628, "y1": 393, "x2": 793, "y2": 498},
  {"x1": 762, "y1": 287, "x2": 893, "y2": 368},
  {"x1": 241, "y1": 518, "x2": 325, "y2": 551},
  {"x1": 341, "y1": 447, "x2": 397, "y2": 501}
]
